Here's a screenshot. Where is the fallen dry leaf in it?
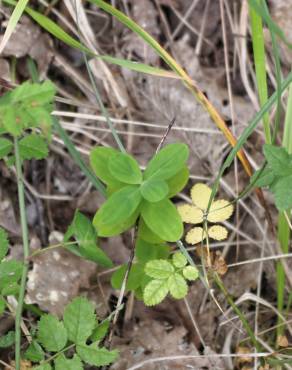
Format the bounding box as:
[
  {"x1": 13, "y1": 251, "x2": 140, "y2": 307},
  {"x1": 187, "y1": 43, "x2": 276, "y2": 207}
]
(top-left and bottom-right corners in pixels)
[{"x1": 277, "y1": 335, "x2": 289, "y2": 348}]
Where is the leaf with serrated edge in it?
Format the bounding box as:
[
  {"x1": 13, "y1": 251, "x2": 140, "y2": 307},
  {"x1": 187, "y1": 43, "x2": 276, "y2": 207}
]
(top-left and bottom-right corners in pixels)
[
  {"x1": 172, "y1": 252, "x2": 187, "y2": 268},
  {"x1": 183, "y1": 266, "x2": 199, "y2": 281},
  {"x1": 145, "y1": 259, "x2": 174, "y2": 279},
  {"x1": 54, "y1": 354, "x2": 83, "y2": 370},
  {"x1": 37, "y1": 314, "x2": 67, "y2": 352},
  {"x1": 77, "y1": 343, "x2": 118, "y2": 366},
  {"x1": 168, "y1": 273, "x2": 188, "y2": 299},
  {"x1": 0, "y1": 138, "x2": 12, "y2": 159},
  {"x1": 19, "y1": 134, "x2": 48, "y2": 160},
  {"x1": 63, "y1": 297, "x2": 96, "y2": 344},
  {"x1": 143, "y1": 279, "x2": 169, "y2": 306}
]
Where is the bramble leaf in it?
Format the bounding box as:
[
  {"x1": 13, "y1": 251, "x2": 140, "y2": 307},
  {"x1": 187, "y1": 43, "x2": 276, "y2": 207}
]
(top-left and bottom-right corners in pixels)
[
  {"x1": 141, "y1": 199, "x2": 183, "y2": 242},
  {"x1": 144, "y1": 259, "x2": 174, "y2": 279},
  {"x1": 37, "y1": 314, "x2": 67, "y2": 352},
  {"x1": 63, "y1": 297, "x2": 96, "y2": 344},
  {"x1": 168, "y1": 273, "x2": 188, "y2": 299},
  {"x1": 0, "y1": 138, "x2": 13, "y2": 159},
  {"x1": 144, "y1": 143, "x2": 189, "y2": 180},
  {"x1": 140, "y1": 178, "x2": 169, "y2": 202},
  {"x1": 183, "y1": 266, "x2": 199, "y2": 281},
  {"x1": 108, "y1": 152, "x2": 142, "y2": 184},
  {"x1": 54, "y1": 354, "x2": 83, "y2": 370},
  {"x1": 143, "y1": 279, "x2": 169, "y2": 306},
  {"x1": 0, "y1": 330, "x2": 14, "y2": 348},
  {"x1": 0, "y1": 227, "x2": 9, "y2": 261},
  {"x1": 76, "y1": 343, "x2": 118, "y2": 366},
  {"x1": 172, "y1": 252, "x2": 187, "y2": 268},
  {"x1": 24, "y1": 341, "x2": 45, "y2": 362},
  {"x1": 19, "y1": 134, "x2": 48, "y2": 160}
]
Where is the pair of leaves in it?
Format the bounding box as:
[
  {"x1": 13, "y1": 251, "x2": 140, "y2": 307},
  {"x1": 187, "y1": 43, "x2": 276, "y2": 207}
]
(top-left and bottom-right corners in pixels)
[
  {"x1": 143, "y1": 252, "x2": 199, "y2": 306},
  {"x1": 64, "y1": 211, "x2": 112, "y2": 267},
  {"x1": 26, "y1": 297, "x2": 117, "y2": 368},
  {"x1": 0, "y1": 80, "x2": 56, "y2": 138},
  {"x1": 91, "y1": 143, "x2": 189, "y2": 242},
  {"x1": 251, "y1": 144, "x2": 292, "y2": 210}
]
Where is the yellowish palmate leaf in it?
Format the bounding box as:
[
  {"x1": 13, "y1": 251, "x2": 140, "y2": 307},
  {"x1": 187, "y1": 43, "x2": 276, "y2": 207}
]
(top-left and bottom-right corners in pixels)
[
  {"x1": 208, "y1": 225, "x2": 228, "y2": 241},
  {"x1": 177, "y1": 204, "x2": 203, "y2": 224},
  {"x1": 208, "y1": 199, "x2": 234, "y2": 223},
  {"x1": 185, "y1": 227, "x2": 206, "y2": 245},
  {"x1": 190, "y1": 183, "x2": 211, "y2": 210}
]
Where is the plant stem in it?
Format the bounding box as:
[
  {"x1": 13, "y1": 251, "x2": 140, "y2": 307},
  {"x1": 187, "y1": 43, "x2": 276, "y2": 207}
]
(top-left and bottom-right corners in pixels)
[{"x1": 14, "y1": 137, "x2": 30, "y2": 370}]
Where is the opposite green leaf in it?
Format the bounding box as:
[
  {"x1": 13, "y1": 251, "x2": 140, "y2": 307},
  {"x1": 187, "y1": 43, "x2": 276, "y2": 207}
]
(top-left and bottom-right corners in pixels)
[
  {"x1": 77, "y1": 343, "x2": 118, "y2": 366},
  {"x1": 144, "y1": 143, "x2": 189, "y2": 180},
  {"x1": 167, "y1": 273, "x2": 188, "y2": 299},
  {"x1": 144, "y1": 259, "x2": 174, "y2": 279},
  {"x1": 140, "y1": 178, "x2": 169, "y2": 202},
  {"x1": 137, "y1": 218, "x2": 164, "y2": 244},
  {"x1": 54, "y1": 354, "x2": 83, "y2": 370},
  {"x1": 172, "y1": 252, "x2": 187, "y2": 268},
  {"x1": 90, "y1": 146, "x2": 120, "y2": 185},
  {"x1": 108, "y1": 152, "x2": 142, "y2": 184},
  {"x1": 111, "y1": 263, "x2": 145, "y2": 291},
  {"x1": 141, "y1": 199, "x2": 183, "y2": 242},
  {"x1": 63, "y1": 297, "x2": 96, "y2": 344},
  {"x1": 167, "y1": 166, "x2": 189, "y2": 197},
  {"x1": 0, "y1": 138, "x2": 13, "y2": 159},
  {"x1": 135, "y1": 239, "x2": 169, "y2": 263},
  {"x1": 143, "y1": 279, "x2": 169, "y2": 306},
  {"x1": 94, "y1": 185, "x2": 141, "y2": 236},
  {"x1": 0, "y1": 227, "x2": 9, "y2": 261},
  {"x1": 19, "y1": 134, "x2": 48, "y2": 160},
  {"x1": 37, "y1": 314, "x2": 67, "y2": 352}
]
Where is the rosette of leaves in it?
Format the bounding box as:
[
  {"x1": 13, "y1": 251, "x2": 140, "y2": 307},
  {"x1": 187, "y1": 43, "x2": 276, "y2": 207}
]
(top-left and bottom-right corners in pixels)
[
  {"x1": 24, "y1": 297, "x2": 117, "y2": 369},
  {"x1": 111, "y1": 238, "x2": 170, "y2": 298},
  {"x1": 251, "y1": 144, "x2": 292, "y2": 210},
  {"x1": 143, "y1": 252, "x2": 199, "y2": 306},
  {"x1": 0, "y1": 80, "x2": 56, "y2": 162},
  {"x1": 90, "y1": 143, "x2": 189, "y2": 242}
]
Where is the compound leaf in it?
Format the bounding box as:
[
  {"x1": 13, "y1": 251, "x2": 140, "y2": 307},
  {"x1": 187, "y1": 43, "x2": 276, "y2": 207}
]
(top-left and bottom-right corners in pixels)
[
  {"x1": 19, "y1": 134, "x2": 48, "y2": 160},
  {"x1": 145, "y1": 259, "x2": 174, "y2": 279},
  {"x1": 76, "y1": 343, "x2": 118, "y2": 366},
  {"x1": 54, "y1": 354, "x2": 83, "y2": 370},
  {"x1": 143, "y1": 279, "x2": 169, "y2": 306},
  {"x1": 37, "y1": 314, "x2": 67, "y2": 352},
  {"x1": 168, "y1": 273, "x2": 188, "y2": 299}
]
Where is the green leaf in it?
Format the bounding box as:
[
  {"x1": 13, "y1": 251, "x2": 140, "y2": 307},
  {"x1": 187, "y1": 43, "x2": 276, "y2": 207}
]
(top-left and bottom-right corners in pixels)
[
  {"x1": 0, "y1": 330, "x2": 15, "y2": 348},
  {"x1": 167, "y1": 166, "x2": 189, "y2": 197},
  {"x1": 137, "y1": 218, "x2": 164, "y2": 244},
  {"x1": 0, "y1": 227, "x2": 9, "y2": 261},
  {"x1": 250, "y1": 166, "x2": 275, "y2": 187},
  {"x1": 0, "y1": 296, "x2": 6, "y2": 315},
  {"x1": 0, "y1": 260, "x2": 23, "y2": 290},
  {"x1": 94, "y1": 185, "x2": 141, "y2": 237},
  {"x1": 271, "y1": 175, "x2": 292, "y2": 210},
  {"x1": 3, "y1": 106, "x2": 22, "y2": 136},
  {"x1": 263, "y1": 144, "x2": 292, "y2": 176},
  {"x1": 135, "y1": 239, "x2": 169, "y2": 264},
  {"x1": 65, "y1": 211, "x2": 112, "y2": 267},
  {"x1": 19, "y1": 134, "x2": 48, "y2": 160},
  {"x1": 10, "y1": 80, "x2": 56, "y2": 105},
  {"x1": 33, "y1": 364, "x2": 52, "y2": 370},
  {"x1": 1, "y1": 282, "x2": 20, "y2": 296},
  {"x1": 63, "y1": 297, "x2": 96, "y2": 344},
  {"x1": 37, "y1": 314, "x2": 67, "y2": 352},
  {"x1": 90, "y1": 146, "x2": 120, "y2": 185},
  {"x1": 183, "y1": 266, "x2": 199, "y2": 281},
  {"x1": 24, "y1": 341, "x2": 45, "y2": 362},
  {"x1": 90, "y1": 320, "x2": 110, "y2": 342},
  {"x1": 145, "y1": 260, "x2": 174, "y2": 279},
  {"x1": 143, "y1": 279, "x2": 169, "y2": 306},
  {"x1": 144, "y1": 143, "x2": 189, "y2": 180},
  {"x1": 111, "y1": 263, "x2": 145, "y2": 291},
  {"x1": 141, "y1": 199, "x2": 183, "y2": 242},
  {"x1": 140, "y1": 179, "x2": 169, "y2": 202},
  {"x1": 167, "y1": 273, "x2": 188, "y2": 299},
  {"x1": 172, "y1": 252, "x2": 187, "y2": 268},
  {"x1": 108, "y1": 152, "x2": 142, "y2": 184},
  {"x1": 0, "y1": 138, "x2": 13, "y2": 159},
  {"x1": 76, "y1": 343, "x2": 118, "y2": 366},
  {"x1": 54, "y1": 354, "x2": 83, "y2": 370}
]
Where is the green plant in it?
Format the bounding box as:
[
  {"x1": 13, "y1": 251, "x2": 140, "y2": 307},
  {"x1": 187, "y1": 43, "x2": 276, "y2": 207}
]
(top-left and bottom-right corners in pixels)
[{"x1": 23, "y1": 297, "x2": 117, "y2": 369}]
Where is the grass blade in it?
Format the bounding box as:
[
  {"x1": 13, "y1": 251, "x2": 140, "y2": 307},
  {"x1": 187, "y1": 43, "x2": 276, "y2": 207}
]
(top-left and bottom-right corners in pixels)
[{"x1": 0, "y1": 0, "x2": 30, "y2": 54}]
